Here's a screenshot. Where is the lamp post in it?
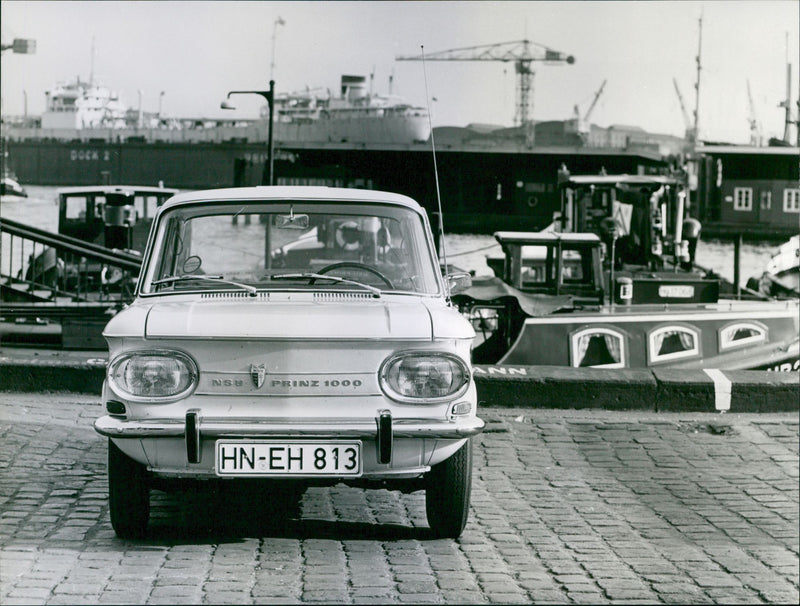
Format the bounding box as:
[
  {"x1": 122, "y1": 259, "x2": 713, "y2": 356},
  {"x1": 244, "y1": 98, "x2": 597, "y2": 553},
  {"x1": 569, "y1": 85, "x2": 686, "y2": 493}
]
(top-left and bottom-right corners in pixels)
[{"x1": 221, "y1": 80, "x2": 275, "y2": 185}]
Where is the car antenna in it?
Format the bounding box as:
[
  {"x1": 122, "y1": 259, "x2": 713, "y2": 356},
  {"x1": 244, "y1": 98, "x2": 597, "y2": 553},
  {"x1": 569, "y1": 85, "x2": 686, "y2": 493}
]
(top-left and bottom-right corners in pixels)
[{"x1": 420, "y1": 45, "x2": 451, "y2": 302}]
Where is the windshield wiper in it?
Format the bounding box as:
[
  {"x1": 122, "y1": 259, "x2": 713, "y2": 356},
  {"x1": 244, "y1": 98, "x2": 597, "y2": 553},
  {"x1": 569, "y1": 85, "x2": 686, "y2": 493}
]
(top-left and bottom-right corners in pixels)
[
  {"x1": 269, "y1": 273, "x2": 382, "y2": 297},
  {"x1": 152, "y1": 274, "x2": 258, "y2": 296}
]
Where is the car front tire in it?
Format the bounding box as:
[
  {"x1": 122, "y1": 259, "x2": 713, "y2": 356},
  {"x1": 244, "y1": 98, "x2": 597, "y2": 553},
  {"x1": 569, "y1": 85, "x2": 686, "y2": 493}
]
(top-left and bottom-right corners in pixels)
[
  {"x1": 425, "y1": 439, "x2": 473, "y2": 538},
  {"x1": 108, "y1": 439, "x2": 150, "y2": 539}
]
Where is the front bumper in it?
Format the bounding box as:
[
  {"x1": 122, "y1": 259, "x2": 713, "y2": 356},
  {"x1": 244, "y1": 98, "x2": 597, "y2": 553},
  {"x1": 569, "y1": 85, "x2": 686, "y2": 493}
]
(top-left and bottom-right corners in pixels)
[
  {"x1": 94, "y1": 414, "x2": 485, "y2": 440},
  {"x1": 95, "y1": 411, "x2": 485, "y2": 475}
]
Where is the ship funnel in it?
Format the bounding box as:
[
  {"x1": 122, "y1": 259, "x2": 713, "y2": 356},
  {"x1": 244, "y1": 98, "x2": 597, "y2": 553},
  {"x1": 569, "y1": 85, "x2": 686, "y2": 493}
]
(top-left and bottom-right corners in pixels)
[{"x1": 341, "y1": 75, "x2": 367, "y2": 101}]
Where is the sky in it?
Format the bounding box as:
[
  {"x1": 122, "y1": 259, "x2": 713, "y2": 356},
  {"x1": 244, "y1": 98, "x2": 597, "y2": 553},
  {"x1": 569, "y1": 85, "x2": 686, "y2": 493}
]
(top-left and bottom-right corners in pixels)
[{"x1": 1, "y1": 0, "x2": 798, "y2": 144}]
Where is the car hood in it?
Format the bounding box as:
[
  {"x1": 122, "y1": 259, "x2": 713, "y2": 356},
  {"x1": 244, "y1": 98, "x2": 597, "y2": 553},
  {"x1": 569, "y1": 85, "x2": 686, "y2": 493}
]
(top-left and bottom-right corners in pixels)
[{"x1": 141, "y1": 297, "x2": 434, "y2": 340}]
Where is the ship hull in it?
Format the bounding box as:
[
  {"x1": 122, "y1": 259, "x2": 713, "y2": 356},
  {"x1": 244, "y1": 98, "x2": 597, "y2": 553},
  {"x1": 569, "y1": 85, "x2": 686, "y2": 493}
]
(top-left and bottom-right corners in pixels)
[
  {"x1": 2, "y1": 114, "x2": 430, "y2": 146},
  {"x1": 1, "y1": 138, "x2": 673, "y2": 234}
]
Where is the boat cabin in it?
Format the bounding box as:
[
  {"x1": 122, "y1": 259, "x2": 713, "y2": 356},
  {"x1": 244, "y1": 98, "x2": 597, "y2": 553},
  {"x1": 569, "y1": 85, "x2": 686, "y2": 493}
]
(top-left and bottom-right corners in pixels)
[
  {"x1": 555, "y1": 172, "x2": 693, "y2": 271},
  {"x1": 487, "y1": 231, "x2": 605, "y2": 306},
  {"x1": 57, "y1": 185, "x2": 178, "y2": 252}
]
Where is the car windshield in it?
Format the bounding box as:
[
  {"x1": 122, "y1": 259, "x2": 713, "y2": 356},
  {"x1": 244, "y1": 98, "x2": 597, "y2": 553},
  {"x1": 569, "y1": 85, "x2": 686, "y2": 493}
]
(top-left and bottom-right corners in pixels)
[{"x1": 140, "y1": 200, "x2": 441, "y2": 295}]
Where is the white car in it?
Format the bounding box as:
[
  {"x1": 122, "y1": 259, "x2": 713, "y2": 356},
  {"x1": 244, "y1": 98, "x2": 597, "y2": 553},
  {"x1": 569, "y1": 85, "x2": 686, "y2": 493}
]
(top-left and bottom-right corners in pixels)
[{"x1": 94, "y1": 186, "x2": 484, "y2": 538}]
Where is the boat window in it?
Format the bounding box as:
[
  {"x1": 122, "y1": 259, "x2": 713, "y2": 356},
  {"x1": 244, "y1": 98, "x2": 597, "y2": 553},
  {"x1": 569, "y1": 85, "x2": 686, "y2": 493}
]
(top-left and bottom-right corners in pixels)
[
  {"x1": 571, "y1": 327, "x2": 626, "y2": 368},
  {"x1": 719, "y1": 321, "x2": 767, "y2": 350},
  {"x1": 140, "y1": 201, "x2": 439, "y2": 296},
  {"x1": 64, "y1": 196, "x2": 88, "y2": 221},
  {"x1": 520, "y1": 245, "x2": 550, "y2": 286},
  {"x1": 783, "y1": 189, "x2": 800, "y2": 213},
  {"x1": 561, "y1": 249, "x2": 589, "y2": 283},
  {"x1": 648, "y1": 325, "x2": 700, "y2": 364},
  {"x1": 733, "y1": 187, "x2": 753, "y2": 212}
]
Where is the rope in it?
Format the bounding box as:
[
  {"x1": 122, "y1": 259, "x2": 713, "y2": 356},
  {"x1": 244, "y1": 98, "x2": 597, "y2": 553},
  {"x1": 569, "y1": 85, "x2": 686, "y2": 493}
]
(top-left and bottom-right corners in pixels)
[{"x1": 445, "y1": 242, "x2": 502, "y2": 258}]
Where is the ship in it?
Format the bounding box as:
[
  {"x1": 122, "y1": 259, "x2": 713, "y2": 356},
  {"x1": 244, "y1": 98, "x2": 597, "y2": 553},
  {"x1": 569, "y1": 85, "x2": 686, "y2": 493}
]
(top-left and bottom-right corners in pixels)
[
  {"x1": 3, "y1": 74, "x2": 430, "y2": 145},
  {"x1": 271, "y1": 75, "x2": 431, "y2": 144},
  {"x1": 40, "y1": 77, "x2": 129, "y2": 130}
]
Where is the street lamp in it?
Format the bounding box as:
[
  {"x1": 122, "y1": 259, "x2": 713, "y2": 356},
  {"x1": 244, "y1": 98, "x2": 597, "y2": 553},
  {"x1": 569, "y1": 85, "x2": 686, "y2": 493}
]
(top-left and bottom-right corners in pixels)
[
  {"x1": 270, "y1": 17, "x2": 285, "y2": 81},
  {"x1": 0, "y1": 38, "x2": 36, "y2": 54},
  {"x1": 221, "y1": 80, "x2": 275, "y2": 185}
]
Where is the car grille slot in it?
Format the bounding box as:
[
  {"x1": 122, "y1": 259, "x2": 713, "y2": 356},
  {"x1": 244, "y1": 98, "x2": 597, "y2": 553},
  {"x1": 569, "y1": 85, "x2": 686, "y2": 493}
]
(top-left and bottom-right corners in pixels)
[
  {"x1": 200, "y1": 292, "x2": 270, "y2": 300},
  {"x1": 314, "y1": 292, "x2": 374, "y2": 302}
]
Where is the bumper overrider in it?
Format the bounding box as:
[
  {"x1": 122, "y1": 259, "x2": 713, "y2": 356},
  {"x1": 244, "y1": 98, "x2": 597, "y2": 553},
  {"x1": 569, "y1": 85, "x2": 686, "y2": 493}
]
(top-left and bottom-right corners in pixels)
[{"x1": 95, "y1": 410, "x2": 485, "y2": 466}]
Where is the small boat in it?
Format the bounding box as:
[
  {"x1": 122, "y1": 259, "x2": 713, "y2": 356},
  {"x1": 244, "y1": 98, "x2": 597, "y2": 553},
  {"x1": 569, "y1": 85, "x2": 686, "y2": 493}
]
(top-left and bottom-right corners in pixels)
[
  {"x1": 747, "y1": 235, "x2": 800, "y2": 297},
  {"x1": 54, "y1": 184, "x2": 179, "y2": 251},
  {"x1": 18, "y1": 184, "x2": 177, "y2": 301},
  {"x1": 453, "y1": 171, "x2": 799, "y2": 372},
  {"x1": 0, "y1": 174, "x2": 28, "y2": 198}
]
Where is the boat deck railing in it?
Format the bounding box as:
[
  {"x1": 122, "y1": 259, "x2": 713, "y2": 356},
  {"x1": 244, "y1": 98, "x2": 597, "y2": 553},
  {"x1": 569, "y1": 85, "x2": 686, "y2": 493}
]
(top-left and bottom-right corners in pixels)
[{"x1": 1, "y1": 217, "x2": 142, "y2": 318}]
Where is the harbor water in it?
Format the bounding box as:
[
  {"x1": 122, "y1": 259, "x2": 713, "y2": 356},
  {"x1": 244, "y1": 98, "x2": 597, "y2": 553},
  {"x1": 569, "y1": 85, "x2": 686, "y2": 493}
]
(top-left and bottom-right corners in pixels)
[{"x1": 1, "y1": 185, "x2": 785, "y2": 285}]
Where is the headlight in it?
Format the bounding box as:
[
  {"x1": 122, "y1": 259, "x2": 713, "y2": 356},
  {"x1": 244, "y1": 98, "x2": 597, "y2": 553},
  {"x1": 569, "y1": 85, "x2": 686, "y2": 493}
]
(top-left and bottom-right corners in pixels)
[
  {"x1": 380, "y1": 352, "x2": 470, "y2": 403},
  {"x1": 108, "y1": 350, "x2": 198, "y2": 401}
]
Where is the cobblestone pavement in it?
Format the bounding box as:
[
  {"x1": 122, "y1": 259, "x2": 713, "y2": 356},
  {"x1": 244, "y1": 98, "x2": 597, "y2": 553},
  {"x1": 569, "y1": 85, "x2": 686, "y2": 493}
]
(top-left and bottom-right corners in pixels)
[{"x1": 0, "y1": 393, "x2": 797, "y2": 605}]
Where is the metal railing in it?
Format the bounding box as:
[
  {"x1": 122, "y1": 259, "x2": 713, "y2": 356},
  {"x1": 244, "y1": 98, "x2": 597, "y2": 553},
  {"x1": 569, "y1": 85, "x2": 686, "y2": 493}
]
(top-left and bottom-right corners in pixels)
[{"x1": 1, "y1": 217, "x2": 142, "y2": 309}]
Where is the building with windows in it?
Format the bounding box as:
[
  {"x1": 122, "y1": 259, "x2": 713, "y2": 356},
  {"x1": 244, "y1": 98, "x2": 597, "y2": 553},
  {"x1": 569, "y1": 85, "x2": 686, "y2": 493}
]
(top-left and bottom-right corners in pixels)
[{"x1": 695, "y1": 145, "x2": 800, "y2": 239}]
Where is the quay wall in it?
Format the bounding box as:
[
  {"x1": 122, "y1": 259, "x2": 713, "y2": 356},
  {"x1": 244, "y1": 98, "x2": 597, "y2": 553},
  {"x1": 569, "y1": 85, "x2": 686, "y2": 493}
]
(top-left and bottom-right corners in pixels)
[{"x1": 1, "y1": 355, "x2": 796, "y2": 412}]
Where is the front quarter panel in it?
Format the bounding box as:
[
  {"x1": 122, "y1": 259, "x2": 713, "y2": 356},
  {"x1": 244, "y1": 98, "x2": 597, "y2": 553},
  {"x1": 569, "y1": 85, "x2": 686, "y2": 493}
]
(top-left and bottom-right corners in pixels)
[{"x1": 103, "y1": 302, "x2": 150, "y2": 340}]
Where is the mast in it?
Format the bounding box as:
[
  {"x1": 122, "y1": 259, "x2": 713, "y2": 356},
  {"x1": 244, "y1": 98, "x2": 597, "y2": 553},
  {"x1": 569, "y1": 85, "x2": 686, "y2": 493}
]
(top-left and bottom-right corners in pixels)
[
  {"x1": 692, "y1": 14, "x2": 703, "y2": 145},
  {"x1": 781, "y1": 32, "x2": 793, "y2": 144}
]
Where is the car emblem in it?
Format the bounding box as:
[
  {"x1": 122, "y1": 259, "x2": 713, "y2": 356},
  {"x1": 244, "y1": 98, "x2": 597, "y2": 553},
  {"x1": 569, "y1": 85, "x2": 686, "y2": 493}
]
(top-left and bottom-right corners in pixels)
[{"x1": 250, "y1": 364, "x2": 267, "y2": 388}]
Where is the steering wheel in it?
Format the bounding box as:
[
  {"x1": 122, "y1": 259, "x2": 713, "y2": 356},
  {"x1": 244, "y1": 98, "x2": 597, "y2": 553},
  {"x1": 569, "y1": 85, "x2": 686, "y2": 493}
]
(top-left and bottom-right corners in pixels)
[{"x1": 310, "y1": 262, "x2": 394, "y2": 289}]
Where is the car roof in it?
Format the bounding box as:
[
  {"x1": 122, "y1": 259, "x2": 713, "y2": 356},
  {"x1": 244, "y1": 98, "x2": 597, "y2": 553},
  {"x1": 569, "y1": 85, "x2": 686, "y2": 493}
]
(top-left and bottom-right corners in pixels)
[{"x1": 159, "y1": 186, "x2": 425, "y2": 213}]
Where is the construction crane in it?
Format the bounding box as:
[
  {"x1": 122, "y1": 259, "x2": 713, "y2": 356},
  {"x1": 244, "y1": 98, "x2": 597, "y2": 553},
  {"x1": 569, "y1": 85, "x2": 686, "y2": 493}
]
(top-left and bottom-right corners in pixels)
[
  {"x1": 396, "y1": 39, "x2": 575, "y2": 145},
  {"x1": 575, "y1": 79, "x2": 606, "y2": 139},
  {"x1": 673, "y1": 78, "x2": 695, "y2": 143},
  {"x1": 747, "y1": 79, "x2": 762, "y2": 146}
]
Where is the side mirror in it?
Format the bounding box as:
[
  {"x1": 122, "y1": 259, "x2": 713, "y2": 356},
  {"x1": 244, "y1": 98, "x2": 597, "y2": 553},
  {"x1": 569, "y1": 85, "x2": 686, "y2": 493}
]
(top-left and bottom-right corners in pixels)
[{"x1": 446, "y1": 270, "x2": 472, "y2": 295}]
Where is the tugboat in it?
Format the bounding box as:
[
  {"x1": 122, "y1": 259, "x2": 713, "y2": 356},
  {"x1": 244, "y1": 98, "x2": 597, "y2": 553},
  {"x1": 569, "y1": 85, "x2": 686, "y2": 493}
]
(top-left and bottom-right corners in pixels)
[{"x1": 454, "y1": 172, "x2": 799, "y2": 371}]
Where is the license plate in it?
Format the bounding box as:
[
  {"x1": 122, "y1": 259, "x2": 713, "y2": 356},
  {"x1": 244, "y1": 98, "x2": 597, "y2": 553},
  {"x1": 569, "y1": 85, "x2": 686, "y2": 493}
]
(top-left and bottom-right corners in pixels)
[{"x1": 215, "y1": 440, "x2": 362, "y2": 477}]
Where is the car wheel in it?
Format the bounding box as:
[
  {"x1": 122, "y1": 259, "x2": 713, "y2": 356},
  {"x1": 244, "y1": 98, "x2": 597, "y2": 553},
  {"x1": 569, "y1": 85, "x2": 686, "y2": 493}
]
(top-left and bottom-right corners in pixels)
[
  {"x1": 108, "y1": 439, "x2": 150, "y2": 539},
  {"x1": 425, "y1": 439, "x2": 473, "y2": 538}
]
